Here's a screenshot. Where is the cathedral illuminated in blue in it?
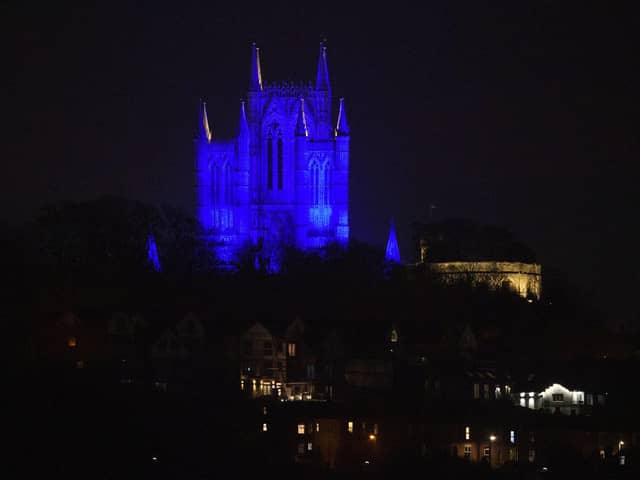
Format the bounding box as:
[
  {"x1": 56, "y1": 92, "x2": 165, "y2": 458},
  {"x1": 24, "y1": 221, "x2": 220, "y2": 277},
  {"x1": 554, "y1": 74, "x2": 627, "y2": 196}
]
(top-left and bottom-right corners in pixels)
[{"x1": 194, "y1": 42, "x2": 350, "y2": 270}]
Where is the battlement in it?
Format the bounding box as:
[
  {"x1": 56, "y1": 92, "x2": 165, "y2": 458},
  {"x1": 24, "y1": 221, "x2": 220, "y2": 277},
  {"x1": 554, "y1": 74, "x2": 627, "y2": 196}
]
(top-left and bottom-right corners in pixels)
[{"x1": 263, "y1": 81, "x2": 315, "y2": 98}]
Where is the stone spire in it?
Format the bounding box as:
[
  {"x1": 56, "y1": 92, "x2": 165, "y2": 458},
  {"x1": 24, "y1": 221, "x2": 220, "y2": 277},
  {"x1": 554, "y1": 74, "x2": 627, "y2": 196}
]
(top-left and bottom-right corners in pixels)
[
  {"x1": 336, "y1": 97, "x2": 349, "y2": 136},
  {"x1": 249, "y1": 42, "x2": 263, "y2": 92},
  {"x1": 238, "y1": 100, "x2": 249, "y2": 138},
  {"x1": 198, "y1": 99, "x2": 212, "y2": 143},
  {"x1": 295, "y1": 98, "x2": 308, "y2": 137},
  {"x1": 315, "y1": 41, "x2": 330, "y2": 92},
  {"x1": 385, "y1": 218, "x2": 401, "y2": 263}
]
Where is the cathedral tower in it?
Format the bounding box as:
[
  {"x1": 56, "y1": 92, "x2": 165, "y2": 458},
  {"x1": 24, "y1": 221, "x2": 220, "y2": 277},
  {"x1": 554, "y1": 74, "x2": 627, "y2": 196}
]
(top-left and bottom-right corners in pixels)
[{"x1": 194, "y1": 42, "x2": 350, "y2": 270}]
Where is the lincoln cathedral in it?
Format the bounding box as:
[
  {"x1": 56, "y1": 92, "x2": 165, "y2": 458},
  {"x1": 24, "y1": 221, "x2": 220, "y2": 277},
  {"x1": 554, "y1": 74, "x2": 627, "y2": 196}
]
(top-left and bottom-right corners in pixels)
[{"x1": 194, "y1": 42, "x2": 349, "y2": 271}]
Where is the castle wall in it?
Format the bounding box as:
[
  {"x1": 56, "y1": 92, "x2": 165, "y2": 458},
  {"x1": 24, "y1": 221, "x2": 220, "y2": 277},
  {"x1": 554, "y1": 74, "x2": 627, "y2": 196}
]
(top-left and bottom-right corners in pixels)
[{"x1": 427, "y1": 261, "x2": 542, "y2": 299}]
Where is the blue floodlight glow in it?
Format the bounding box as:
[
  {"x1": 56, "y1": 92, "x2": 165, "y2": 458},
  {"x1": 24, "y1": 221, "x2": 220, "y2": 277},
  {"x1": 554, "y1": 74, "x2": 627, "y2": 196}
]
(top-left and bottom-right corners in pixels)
[
  {"x1": 385, "y1": 219, "x2": 401, "y2": 264},
  {"x1": 193, "y1": 43, "x2": 350, "y2": 270},
  {"x1": 147, "y1": 232, "x2": 161, "y2": 272}
]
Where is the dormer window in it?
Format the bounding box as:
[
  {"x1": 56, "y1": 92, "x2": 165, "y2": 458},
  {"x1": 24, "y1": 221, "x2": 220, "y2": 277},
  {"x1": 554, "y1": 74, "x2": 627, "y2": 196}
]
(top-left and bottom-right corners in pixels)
[{"x1": 390, "y1": 328, "x2": 398, "y2": 343}]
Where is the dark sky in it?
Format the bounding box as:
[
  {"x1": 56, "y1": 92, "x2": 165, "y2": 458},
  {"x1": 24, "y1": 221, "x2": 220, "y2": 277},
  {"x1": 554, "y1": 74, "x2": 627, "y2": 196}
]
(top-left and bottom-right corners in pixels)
[{"x1": 5, "y1": 2, "x2": 639, "y2": 325}]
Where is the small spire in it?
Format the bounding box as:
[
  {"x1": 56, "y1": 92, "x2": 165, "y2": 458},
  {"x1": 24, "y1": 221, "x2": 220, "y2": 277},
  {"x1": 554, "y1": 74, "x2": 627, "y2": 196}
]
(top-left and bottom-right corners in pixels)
[
  {"x1": 315, "y1": 41, "x2": 330, "y2": 92},
  {"x1": 147, "y1": 231, "x2": 161, "y2": 272},
  {"x1": 385, "y1": 218, "x2": 401, "y2": 264},
  {"x1": 295, "y1": 98, "x2": 308, "y2": 137},
  {"x1": 336, "y1": 97, "x2": 349, "y2": 136},
  {"x1": 249, "y1": 42, "x2": 263, "y2": 92},
  {"x1": 198, "y1": 99, "x2": 212, "y2": 143},
  {"x1": 238, "y1": 100, "x2": 249, "y2": 138}
]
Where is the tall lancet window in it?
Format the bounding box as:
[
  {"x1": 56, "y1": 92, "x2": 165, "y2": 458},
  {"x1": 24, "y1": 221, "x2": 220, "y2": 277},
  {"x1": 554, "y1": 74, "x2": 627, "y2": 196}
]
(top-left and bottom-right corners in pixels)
[
  {"x1": 267, "y1": 132, "x2": 273, "y2": 190},
  {"x1": 309, "y1": 158, "x2": 331, "y2": 230},
  {"x1": 267, "y1": 124, "x2": 282, "y2": 191},
  {"x1": 210, "y1": 159, "x2": 233, "y2": 231},
  {"x1": 277, "y1": 136, "x2": 283, "y2": 190}
]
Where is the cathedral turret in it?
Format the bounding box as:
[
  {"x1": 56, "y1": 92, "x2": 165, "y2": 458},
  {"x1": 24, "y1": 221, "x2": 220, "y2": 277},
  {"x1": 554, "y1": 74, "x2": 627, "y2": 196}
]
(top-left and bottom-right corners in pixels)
[
  {"x1": 236, "y1": 100, "x2": 250, "y2": 240},
  {"x1": 295, "y1": 98, "x2": 310, "y2": 246},
  {"x1": 334, "y1": 98, "x2": 350, "y2": 244},
  {"x1": 195, "y1": 99, "x2": 213, "y2": 230},
  {"x1": 198, "y1": 99, "x2": 212, "y2": 143},
  {"x1": 313, "y1": 41, "x2": 332, "y2": 139},
  {"x1": 249, "y1": 42, "x2": 263, "y2": 92},
  {"x1": 315, "y1": 41, "x2": 330, "y2": 92},
  {"x1": 336, "y1": 97, "x2": 349, "y2": 136},
  {"x1": 295, "y1": 98, "x2": 308, "y2": 137}
]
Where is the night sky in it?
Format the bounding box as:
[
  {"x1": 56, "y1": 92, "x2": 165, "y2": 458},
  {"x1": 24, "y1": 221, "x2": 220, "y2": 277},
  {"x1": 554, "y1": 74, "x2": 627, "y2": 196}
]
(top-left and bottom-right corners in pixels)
[{"x1": 5, "y1": 2, "x2": 639, "y2": 324}]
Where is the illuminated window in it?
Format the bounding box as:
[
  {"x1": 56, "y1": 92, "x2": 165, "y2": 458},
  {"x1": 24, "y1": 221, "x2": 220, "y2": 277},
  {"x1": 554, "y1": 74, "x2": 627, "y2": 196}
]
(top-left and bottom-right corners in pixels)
[
  {"x1": 262, "y1": 423, "x2": 268, "y2": 432},
  {"x1": 510, "y1": 430, "x2": 515, "y2": 444},
  {"x1": 240, "y1": 380, "x2": 245, "y2": 391},
  {"x1": 288, "y1": 343, "x2": 296, "y2": 357},
  {"x1": 464, "y1": 445, "x2": 472, "y2": 459},
  {"x1": 390, "y1": 329, "x2": 398, "y2": 343},
  {"x1": 599, "y1": 449, "x2": 605, "y2": 460},
  {"x1": 67, "y1": 337, "x2": 77, "y2": 348},
  {"x1": 465, "y1": 426, "x2": 471, "y2": 440},
  {"x1": 552, "y1": 393, "x2": 564, "y2": 402},
  {"x1": 347, "y1": 421, "x2": 353, "y2": 433},
  {"x1": 298, "y1": 424, "x2": 305, "y2": 435},
  {"x1": 307, "y1": 442, "x2": 313, "y2": 451},
  {"x1": 495, "y1": 386, "x2": 501, "y2": 398},
  {"x1": 483, "y1": 447, "x2": 490, "y2": 457},
  {"x1": 373, "y1": 423, "x2": 378, "y2": 435},
  {"x1": 473, "y1": 383, "x2": 480, "y2": 399},
  {"x1": 316, "y1": 423, "x2": 320, "y2": 432}
]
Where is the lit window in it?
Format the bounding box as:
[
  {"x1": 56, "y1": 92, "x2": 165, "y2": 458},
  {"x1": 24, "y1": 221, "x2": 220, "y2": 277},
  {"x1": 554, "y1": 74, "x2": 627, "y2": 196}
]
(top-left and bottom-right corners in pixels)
[
  {"x1": 552, "y1": 393, "x2": 564, "y2": 402},
  {"x1": 67, "y1": 337, "x2": 77, "y2": 348},
  {"x1": 390, "y1": 329, "x2": 398, "y2": 343},
  {"x1": 298, "y1": 424, "x2": 305, "y2": 435},
  {"x1": 464, "y1": 445, "x2": 472, "y2": 459},
  {"x1": 599, "y1": 449, "x2": 605, "y2": 460},
  {"x1": 465, "y1": 426, "x2": 471, "y2": 440},
  {"x1": 510, "y1": 430, "x2": 515, "y2": 444},
  {"x1": 373, "y1": 423, "x2": 378, "y2": 435},
  {"x1": 347, "y1": 421, "x2": 353, "y2": 433},
  {"x1": 307, "y1": 442, "x2": 313, "y2": 451},
  {"x1": 316, "y1": 423, "x2": 320, "y2": 432},
  {"x1": 483, "y1": 447, "x2": 490, "y2": 457},
  {"x1": 262, "y1": 423, "x2": 268, "y2": 432},
  {"x1": 288, "y1": 343, "x2": 296, "y2": 357}
]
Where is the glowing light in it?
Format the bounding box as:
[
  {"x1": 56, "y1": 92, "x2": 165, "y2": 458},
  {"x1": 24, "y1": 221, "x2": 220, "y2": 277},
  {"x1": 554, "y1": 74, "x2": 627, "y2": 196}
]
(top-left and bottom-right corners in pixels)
[
  {"x1": 347, "y1": 421, "x2": 353, "y2": 433},
  {"x1": 298, "y1": 424, "x2": 305, "y2": 435},
  {"x1": 262, "y1": 423, "x2": 268, "y2": 432},
  {"x1": 368, "y1": 434, "x2": 376, "y2": 441},
  {"x1": 490, "y1": 435, "x2": 497, "y2": 442},
  {"x1": 146, "y1": 232, "x2": 161, "y2": 272},
  {"x1": 67, "y1": 337, "x2": 77, "y2": 348},
  {"x1": 384, "y1": 218, "x2": 401, "y2": 263},
  {"x1": 465, "y1": 426, "x2": 470, "y2": 440}
]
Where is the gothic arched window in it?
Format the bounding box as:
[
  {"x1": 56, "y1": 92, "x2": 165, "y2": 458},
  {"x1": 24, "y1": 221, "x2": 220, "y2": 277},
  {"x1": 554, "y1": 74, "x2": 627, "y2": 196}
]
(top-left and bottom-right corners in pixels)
[
  {"x1": 277, "y1": 136, "x2": 283, "y2": 190},
  {"x1": 267, "y1": 131, "x2": 273, "y2": 190}
]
